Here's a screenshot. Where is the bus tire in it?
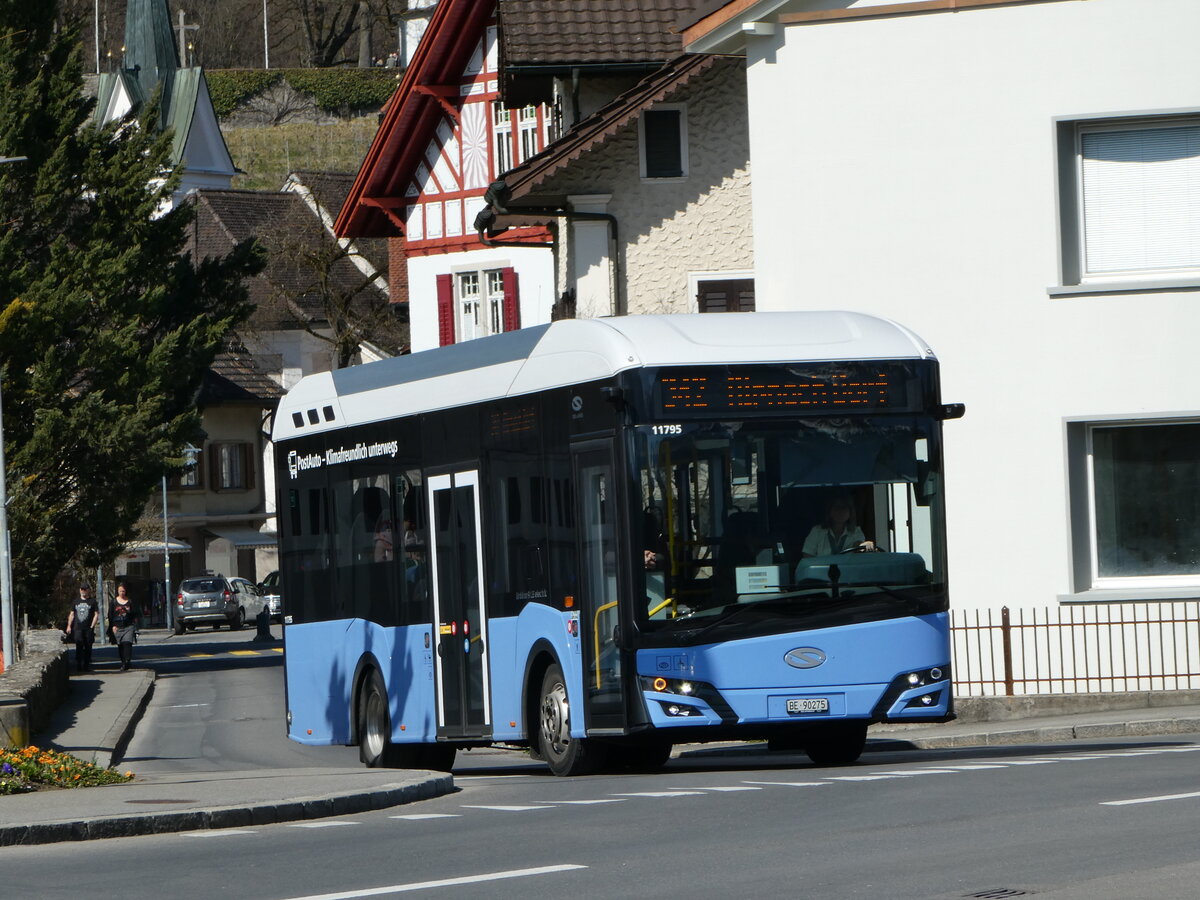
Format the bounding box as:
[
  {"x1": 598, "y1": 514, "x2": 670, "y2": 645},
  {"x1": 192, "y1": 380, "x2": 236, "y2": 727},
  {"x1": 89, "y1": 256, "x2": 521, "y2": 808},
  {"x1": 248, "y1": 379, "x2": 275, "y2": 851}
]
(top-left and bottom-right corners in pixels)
[
  {"x1": 538, "y1": 663, "x2": 603, "y2": 776},
  {"x1": 804, "y1": 722, "x2": 868, "y2": 766},
  {"x1": 358, "y1": 669, "x2": 401, "y2": 768}
]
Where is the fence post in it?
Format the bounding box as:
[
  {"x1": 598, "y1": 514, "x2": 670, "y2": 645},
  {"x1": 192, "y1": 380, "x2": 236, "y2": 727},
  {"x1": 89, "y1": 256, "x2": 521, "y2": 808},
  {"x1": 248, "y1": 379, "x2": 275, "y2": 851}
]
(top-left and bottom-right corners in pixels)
[{"x1": 1001, "y1": 605, "x2": 1014, "y2": 696}]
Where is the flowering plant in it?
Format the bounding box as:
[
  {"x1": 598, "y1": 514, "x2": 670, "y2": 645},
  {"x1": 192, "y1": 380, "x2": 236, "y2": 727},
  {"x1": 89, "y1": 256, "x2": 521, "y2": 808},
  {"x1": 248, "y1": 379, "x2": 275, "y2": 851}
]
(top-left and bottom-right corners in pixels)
[{"x1": 0, "y1": 746, "x2": 134, "y2": 794}]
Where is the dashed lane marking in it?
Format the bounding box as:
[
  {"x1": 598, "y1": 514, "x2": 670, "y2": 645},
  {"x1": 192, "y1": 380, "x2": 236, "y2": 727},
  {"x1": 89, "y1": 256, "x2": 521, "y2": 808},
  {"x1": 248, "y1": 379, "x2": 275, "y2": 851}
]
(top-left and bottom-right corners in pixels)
[
  {"x1": 692, "y1": 786, "x2": 763, "y2": 792},
  {"x1": 1101, "y1": 790, "x2": 1200, "y2": 807},
  {"x1": 826, "y1": 775, "x2": 911, "y2": 782},
  {"x1": 390, "y1": 814, "x2": 462, "y2": 820},
  {"x1": 537, "y1": 799, "x2": 627, "y2": 805},
  {"x1": 288, "y1": 822, "x2": 361, "y2": 828},
  {"x1": 742, "y1": 781, "x2": 831, "y2": 788},
  {"x1": 611, "y1": 791, "x2": 706, "y2": 798},
  {"x1": 278, "y1": 864, "x2": 587, "y2": 900},
  {"x1": 180, "y1": 830, "x2": 256, "y2": 837},
  {"x1": 461, "y1": 804, "x2": 555, "y2": 812}
]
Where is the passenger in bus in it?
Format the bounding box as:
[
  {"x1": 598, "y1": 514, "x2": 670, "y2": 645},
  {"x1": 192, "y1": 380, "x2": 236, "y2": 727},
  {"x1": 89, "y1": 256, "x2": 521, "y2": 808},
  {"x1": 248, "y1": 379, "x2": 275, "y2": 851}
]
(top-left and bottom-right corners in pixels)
[
  {"x1": 643, "y1": 509, "x2": 667, "y2": 570},
  {"x1": 801, "y1": 495, "x2": 875, "y2": 556}
]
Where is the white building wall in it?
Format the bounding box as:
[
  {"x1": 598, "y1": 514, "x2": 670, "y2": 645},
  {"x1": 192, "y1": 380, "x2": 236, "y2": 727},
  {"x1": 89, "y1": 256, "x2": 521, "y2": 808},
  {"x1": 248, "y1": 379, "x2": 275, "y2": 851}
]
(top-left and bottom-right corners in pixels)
[
  {"x1": 407, "y1": 245, "x2": 555, "y2": 352},
  {"x1": 742, "y1": 0, "x2": 1200, "y2": 612}
]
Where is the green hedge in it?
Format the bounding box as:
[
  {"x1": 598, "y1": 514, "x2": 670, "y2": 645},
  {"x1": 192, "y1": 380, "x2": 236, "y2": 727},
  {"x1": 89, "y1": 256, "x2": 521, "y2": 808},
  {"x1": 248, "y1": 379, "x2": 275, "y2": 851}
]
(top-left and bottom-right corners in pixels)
[{"x1": 206, "y1": 68, "x2": 401, "y2": 119}]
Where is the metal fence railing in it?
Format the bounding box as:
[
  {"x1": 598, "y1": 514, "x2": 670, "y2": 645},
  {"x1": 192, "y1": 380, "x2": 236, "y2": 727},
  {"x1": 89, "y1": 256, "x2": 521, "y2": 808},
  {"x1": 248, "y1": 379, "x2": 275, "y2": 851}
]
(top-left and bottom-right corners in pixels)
[{"x1": 951, "y1": 602, "x2": 1200, "y2": 696}]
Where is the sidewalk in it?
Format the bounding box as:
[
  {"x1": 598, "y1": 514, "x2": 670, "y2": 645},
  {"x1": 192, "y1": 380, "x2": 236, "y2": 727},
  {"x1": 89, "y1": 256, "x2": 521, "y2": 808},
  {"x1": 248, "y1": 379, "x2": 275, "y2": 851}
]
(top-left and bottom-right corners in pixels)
[{"x1": 3, "y1": 639, "x2": 1199, "y2": 846}]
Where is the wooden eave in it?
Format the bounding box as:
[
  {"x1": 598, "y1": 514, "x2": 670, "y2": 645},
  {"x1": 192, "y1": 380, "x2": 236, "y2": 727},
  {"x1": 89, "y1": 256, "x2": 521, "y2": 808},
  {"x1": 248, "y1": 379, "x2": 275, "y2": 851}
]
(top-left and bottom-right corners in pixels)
[{"x1": 335, "y1": 0, "x2": 495, "y2": 239}]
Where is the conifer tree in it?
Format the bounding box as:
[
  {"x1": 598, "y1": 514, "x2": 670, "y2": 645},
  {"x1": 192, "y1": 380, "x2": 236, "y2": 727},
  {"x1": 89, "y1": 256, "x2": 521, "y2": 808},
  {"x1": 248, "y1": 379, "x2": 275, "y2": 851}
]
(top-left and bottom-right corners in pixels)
[{"x1": 0, "y1": 4, "x2": 264, "y2": 622}]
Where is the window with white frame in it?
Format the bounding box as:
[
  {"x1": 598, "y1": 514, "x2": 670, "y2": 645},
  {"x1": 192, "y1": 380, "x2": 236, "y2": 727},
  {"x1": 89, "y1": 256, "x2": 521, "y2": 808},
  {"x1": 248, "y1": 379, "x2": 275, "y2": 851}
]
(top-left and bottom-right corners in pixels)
[
  {"x1": 493, "y1": 102, "x2": 512, "y2": 177},
  {"x1": 1061, "y1": 117, "x2": 1200, "y2": 284},
  {"x1": 1083, "y1": 421, "x2": 1200, "y2": 587},
  {"x1": 210, "y1": 442, "x2": 254, "y2": 491},
  {"x1": 518, "y1": 105, "x2": 539, "y2": 163},
  {"x1": 639, "y1": 105, "x2": 688, "y2": 179},
  {"x1": 457, "y1": 269, "x2": 505, "y2": 341}
]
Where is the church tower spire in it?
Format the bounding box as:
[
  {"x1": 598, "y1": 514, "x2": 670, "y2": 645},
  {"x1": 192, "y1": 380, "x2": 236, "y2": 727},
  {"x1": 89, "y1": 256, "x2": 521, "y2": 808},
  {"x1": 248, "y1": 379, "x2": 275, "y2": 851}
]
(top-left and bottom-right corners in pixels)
[{"x1": 122, "y1": 0, "x2": 180, "y2": 117}]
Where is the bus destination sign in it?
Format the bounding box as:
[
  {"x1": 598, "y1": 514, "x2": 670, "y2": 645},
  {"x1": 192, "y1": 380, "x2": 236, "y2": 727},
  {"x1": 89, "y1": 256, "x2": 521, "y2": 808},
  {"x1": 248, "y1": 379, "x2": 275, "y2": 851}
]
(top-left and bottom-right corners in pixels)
[{"x1": 654, "y1": 364, "x2": 912, "y2": 417}]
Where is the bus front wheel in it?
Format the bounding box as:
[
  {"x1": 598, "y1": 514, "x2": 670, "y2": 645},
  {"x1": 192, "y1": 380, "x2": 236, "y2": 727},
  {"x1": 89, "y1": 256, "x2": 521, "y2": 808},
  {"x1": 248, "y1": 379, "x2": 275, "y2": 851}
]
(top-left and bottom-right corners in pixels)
[
  {"x1": 538, "y1": 663, "x2": 603, "y2": 776},
  {"x1": 804, "y1": 722, "x2": 868, "y2": 766}
]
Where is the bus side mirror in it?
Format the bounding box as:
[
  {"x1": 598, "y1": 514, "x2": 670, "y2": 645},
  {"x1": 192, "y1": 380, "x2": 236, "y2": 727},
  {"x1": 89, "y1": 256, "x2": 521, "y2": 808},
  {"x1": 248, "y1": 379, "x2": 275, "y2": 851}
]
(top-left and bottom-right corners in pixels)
[{"x1": 938, "y1": 403, "x2": 965, "y2": 420}]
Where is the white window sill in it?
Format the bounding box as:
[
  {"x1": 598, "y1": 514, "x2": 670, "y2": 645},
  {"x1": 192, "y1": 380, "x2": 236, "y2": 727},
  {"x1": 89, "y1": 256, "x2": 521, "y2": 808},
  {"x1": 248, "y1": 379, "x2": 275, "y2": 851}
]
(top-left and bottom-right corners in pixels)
[
  {"x1": 1048, "y1": 277, "x2": 1200, "y2": 298},
  {"x1": 1059, "y1": 587, "x2": 1200, "y2": 604}
]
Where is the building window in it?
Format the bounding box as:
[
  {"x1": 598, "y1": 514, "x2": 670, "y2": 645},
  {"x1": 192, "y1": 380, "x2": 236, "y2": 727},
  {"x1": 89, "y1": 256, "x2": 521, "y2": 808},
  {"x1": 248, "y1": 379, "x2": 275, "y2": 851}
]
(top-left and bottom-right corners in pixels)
[
  {"x1": 639, "y1": 105, "x2": 688, "y2": 179},
  {"x1": 451, "y1": 268, "x2": 517, "y2": 343},
  {"x1": 493, "y1": 102, "x2": 512, "y2": 177},
  {"x1": 1075, "y1": 421, "x2": 1200, "y2": 589},
  {"x1": 210, "y1": 442, "x2": 255, "y2": 491},
  {"x1": 168, "y1": 450, "x2": 203, "y2": 490},
  {"x1": 518, "y1": 106, "x2": 539, "y2": 163},
  {"x1": 1060, "y1": 117, "x2": 1200, "y2": 285},
  {"x1": 697, "y1": 278, "x2": 755, "y2": 313}
]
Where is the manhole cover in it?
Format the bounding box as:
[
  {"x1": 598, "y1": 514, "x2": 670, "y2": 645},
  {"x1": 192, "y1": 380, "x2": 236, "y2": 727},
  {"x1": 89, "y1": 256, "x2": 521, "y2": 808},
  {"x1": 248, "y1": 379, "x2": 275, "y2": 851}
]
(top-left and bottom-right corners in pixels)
[{"x1": 125, "y1": 799, "x2": 197, "y2": 804}]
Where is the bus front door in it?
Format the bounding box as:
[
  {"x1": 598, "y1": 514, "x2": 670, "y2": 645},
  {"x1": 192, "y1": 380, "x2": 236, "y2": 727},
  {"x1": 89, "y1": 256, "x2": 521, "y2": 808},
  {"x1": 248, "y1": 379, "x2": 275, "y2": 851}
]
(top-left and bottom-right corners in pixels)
[
  {"x1": 573, "y1": 443, "x2": 627, "y2": 733},
  {"x1": 427, "y1": 470, "x2": 492, "y2": 739}
]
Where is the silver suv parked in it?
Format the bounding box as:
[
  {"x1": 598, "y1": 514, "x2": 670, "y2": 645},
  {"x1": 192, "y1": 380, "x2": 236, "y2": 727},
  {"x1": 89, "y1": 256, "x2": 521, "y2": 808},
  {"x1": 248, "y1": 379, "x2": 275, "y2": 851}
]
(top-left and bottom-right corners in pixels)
[{"x1": 174, "y1": 575, "x2": 255, "y2": 634}]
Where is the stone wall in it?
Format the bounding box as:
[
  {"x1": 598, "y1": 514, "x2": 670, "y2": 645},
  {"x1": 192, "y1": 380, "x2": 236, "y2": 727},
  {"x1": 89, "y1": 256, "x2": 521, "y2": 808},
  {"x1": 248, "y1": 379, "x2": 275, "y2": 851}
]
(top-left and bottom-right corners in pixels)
[{"x1": 0, "y1": 631, "x2": 69, "y2": 748}]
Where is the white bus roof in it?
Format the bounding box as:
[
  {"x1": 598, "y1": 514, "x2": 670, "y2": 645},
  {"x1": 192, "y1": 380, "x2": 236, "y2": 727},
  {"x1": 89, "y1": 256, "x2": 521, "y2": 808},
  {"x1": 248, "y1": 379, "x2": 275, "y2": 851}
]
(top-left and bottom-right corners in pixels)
[{"x1": 273, "y1": 311, "x2": 933, "y2": 441}]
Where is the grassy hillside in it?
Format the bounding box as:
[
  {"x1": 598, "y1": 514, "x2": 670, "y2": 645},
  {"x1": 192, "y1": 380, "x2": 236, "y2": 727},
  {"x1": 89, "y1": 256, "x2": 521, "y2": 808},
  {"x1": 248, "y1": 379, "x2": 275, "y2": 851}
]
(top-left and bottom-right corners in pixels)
[{"x1": 223, "y1": 117, "x2": 379, "y2": 191}]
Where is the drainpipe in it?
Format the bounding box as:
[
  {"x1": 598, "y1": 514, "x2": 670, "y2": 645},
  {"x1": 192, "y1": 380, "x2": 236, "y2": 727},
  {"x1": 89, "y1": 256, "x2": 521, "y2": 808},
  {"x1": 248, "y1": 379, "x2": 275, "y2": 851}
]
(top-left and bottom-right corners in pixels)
[{"x1": 473, "y1": 181, "x2": 624, "y2": 316}]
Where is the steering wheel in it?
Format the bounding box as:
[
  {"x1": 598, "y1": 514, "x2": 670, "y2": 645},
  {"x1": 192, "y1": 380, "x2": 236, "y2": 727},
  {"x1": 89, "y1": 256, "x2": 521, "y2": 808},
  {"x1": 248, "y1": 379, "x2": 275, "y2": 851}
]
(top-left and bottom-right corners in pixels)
[{"x1": 839, "y1": 543, "x2": 878, "y2": 554}]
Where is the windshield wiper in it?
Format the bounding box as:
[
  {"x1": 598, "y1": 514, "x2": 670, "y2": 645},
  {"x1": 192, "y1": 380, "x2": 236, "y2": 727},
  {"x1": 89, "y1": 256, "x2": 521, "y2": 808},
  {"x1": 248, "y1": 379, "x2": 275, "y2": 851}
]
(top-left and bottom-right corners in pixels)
[{"x1": 840, "y1": 583, "x2": 929, "y2": 613}]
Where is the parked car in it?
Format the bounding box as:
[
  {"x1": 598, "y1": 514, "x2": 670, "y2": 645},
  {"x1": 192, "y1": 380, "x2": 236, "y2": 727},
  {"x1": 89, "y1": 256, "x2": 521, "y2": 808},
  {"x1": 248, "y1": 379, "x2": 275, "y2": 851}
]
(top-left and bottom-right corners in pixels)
[
  {"x1": 257, "y1": 570, "x2": 283, "y2": 623},
  {"x1": 173, "y1": 574, "x2": 254, "y2": 635}
]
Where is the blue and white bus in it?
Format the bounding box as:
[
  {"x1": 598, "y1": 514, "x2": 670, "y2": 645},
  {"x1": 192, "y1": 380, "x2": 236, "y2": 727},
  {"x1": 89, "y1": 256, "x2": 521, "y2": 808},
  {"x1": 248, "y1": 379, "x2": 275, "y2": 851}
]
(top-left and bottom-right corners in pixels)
[{"x1": 273, "y1": 312, "x2": 961, "y2": 775}]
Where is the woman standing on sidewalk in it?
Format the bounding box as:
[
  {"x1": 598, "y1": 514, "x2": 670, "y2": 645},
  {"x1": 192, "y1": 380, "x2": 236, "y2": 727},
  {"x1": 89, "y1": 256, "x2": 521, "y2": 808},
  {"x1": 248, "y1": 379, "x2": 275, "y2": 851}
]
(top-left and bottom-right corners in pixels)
[{"x1": 108, "y1": 584, "x2": 140, "y2": 671}]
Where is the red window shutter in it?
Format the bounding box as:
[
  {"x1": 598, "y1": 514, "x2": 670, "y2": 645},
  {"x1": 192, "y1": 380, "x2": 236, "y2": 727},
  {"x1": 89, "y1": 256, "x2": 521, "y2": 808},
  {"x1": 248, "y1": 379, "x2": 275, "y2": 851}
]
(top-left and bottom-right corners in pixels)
[
  {"x1": 502, "y1": 267, "x2": 520, "y2": 332},
  {"x1": 436, "y1": 273, "x2": 455, "y2": 346}
]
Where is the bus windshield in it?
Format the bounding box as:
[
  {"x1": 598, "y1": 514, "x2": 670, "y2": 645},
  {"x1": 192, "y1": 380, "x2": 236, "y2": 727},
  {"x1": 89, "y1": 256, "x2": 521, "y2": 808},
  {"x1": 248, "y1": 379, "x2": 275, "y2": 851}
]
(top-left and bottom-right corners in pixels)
[{"x1": 634, "y1": 416, "x2": 947, "y2": 642}]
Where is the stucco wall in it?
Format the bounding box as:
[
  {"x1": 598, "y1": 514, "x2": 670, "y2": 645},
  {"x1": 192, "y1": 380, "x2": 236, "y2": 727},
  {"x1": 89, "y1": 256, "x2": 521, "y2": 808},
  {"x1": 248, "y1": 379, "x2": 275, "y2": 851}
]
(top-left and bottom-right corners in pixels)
[
  {"x1": 742, "y1": 0, "x2": 1200, "y2": 611},
  {"x1": 538, "y1": 60, "x2": 753, "y2": 315}
]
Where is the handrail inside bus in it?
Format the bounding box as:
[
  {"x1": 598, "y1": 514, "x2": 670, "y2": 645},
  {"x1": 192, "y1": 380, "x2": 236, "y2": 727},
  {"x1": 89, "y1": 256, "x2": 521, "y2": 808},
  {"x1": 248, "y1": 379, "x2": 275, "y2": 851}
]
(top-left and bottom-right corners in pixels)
[
  {"x1": 592, "y1": 599, "x2": 620, "y2": 689},
  {"x1": 647, "y1": 596, "x2": 676, "y2": 618}
]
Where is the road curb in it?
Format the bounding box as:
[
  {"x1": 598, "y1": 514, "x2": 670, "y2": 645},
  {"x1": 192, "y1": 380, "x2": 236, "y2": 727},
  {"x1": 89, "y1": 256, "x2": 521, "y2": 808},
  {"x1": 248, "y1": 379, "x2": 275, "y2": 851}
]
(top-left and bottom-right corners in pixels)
[
  {"x1": 0, "y1": 774, "x2": 455, "y2": 846},
  {"x1": 95, "y1": 669, "x2": 156, "y2": 770}
]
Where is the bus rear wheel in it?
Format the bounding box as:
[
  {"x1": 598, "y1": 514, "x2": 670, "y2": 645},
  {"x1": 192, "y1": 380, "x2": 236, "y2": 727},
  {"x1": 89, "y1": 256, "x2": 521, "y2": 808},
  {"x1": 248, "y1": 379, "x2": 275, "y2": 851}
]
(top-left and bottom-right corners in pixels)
[
  {"x1": 804, "y1": 722, "x2": 868, "y2": 766},
  {"x1": 538, "y1": 663, "x2": 603, "y2": 776},
  {"x1": 359, "y1": 669, "x2": 401, "y2": 768}
]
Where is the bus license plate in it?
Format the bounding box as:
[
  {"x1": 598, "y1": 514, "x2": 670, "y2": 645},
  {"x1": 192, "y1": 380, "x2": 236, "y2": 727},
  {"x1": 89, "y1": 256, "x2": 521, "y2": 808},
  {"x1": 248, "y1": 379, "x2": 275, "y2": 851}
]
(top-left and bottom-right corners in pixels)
[{"x1": 786, "y1": 698, "x2": 829, "y2": 714}]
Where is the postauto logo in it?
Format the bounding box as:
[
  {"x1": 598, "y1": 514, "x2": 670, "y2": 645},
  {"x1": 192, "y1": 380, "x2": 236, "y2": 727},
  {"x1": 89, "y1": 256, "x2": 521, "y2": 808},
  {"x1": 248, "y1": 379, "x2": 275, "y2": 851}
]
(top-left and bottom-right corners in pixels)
[
  {"x1": 784, "y1": 647, "x2": 827, "y2": 669},
  {"x1": 287, "y1": 450, "x2": 323, "y2": 480}
]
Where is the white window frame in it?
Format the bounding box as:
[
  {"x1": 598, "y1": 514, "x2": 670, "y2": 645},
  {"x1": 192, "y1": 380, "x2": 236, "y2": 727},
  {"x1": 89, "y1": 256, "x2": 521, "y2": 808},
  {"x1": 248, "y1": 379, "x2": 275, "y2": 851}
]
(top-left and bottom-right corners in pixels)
[
  {"x1": 455, "y1": 267, "x2": 507, "y2": 342},
  {"x1": 517, "y1": 105, "x2": 539, "y2": 164},
  {"x1": 493, "y1": 103, "x2": 512, "y2": 178},
  {"x1": 1056, "y1": 113, "x2": 1200, "y2": 290},
  {"x1": 1083, "y1": 419, "x2": 1200, "y2": 590},
  {"x1": 638, "y1": 103, "x2": 689, "y2": 181}
]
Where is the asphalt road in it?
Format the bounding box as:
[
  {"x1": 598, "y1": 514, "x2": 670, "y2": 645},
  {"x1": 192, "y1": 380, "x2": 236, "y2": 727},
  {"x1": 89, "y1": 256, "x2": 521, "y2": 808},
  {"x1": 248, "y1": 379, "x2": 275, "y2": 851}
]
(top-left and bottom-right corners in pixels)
[{"x1": 3, "y1": 629, "x2": 1200, "y2": 899}]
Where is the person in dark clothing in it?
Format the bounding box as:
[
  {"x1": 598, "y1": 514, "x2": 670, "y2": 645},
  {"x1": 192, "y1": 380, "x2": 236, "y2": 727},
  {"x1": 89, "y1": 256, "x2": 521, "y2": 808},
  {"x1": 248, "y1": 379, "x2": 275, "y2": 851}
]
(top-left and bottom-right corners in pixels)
[
  {"x1": 108, "y1": 583, "x2": 140, "y2": 671},
  {"x1": 64, "y1": 584, "x2": 99, "y2": 673}
]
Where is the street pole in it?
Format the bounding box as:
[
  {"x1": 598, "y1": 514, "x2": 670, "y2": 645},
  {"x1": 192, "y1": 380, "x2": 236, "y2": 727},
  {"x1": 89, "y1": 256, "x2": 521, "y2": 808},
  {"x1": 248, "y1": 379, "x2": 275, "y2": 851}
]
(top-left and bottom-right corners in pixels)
[
  {"x1": 162, "y1": 474, "x2": 172, "y2": 631},
  {"x1": 0, "y1": 384, "x2": 13, "y2": 672},
  {"x1": 263, "y1": 0, "x2": 270, "y2": 69}
]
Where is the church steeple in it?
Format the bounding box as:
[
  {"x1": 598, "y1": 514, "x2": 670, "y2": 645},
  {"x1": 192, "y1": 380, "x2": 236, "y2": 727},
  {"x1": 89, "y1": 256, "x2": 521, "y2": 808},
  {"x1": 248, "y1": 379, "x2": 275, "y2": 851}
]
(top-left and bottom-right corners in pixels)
[{"x1": 122, "y1": 0, "x2": 181, "y2": 116}]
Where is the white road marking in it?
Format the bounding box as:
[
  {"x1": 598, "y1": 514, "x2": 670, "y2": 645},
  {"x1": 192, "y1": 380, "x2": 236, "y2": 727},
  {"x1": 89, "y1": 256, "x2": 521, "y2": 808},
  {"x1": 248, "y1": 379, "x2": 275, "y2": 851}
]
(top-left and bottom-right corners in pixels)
[
  {"x1": 872, "y1": 769, "x2": 956, "y2": 776},
  {"x1": 826, "y1": 775, "x2": 910, "y2": 782},
  {"x1": 930, "y1": 764, "x2": 1007, "y2": 770},
  {"x1": 278, "y1": 864, "x2": 587, "y2": 899},
  {"x1": 1155, "y1": 746, "x2": 1200, "y2": 752},
  {"x1": 1099, "y1": 751, "x2": 1168, "y2": 757},
  {"x1": 1101, "y1": 790, "x2": 1200, "y2": 807},
  {"x1": 538, "y1": 799, "x2": 627, "y2": 805},
  {"x1": 994, "y1": 760, "x2": 1059, "y2": 765},
  {"x1": 742, "y1": 781, "x2": 830, "y2": 788},
  {"x1": 164, "y1": 703, "x2": 210, "y2": 709},
  {"x1": 455, "y1": 775, "x2": 535, "y2": 781},
  {"x1": 611, "y1": 791, "x2": 706, "y2": 798},
  {"x1": 1048, "y1": 755, "x2": 1109, "y2": 761},
  {"x1": 461, "y1": 804, "x2": 554, "y2": 812},
  {"x1": 693, "y1": 786, "x2": 763, "y2": 792},
  {"x1": 390, "y1": 814, "x2": 462, "y2": 820},
  {"x1": 180, "y1": 830, "x2": 256, "y2": 837},
  {"x1": 288, "y1": 821, "x2": 360, "y2": 828}
]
